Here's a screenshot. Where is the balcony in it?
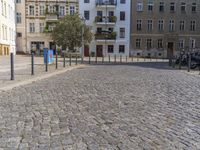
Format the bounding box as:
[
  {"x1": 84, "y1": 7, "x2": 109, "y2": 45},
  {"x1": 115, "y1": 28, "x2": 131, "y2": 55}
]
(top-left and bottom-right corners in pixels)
[
  {"x1": 45, "y1": 13, "x2": 58, "y2": 22},
  {"x1": 95, "y1": 31, "x2": 117, "y2": 42},
  {"x1": 95, "y1": 16, "x2": 117, "y2": 25},
  {"x1": 96, "y1": 0, "x2": 117, "y2": 8}
]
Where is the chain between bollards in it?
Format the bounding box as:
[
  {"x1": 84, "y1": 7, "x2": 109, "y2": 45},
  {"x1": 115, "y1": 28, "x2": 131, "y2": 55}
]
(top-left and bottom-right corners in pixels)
[
  {"x1": 10, "y1": 53, "x2": 14, "y2": 80},
  {"x1": 31, "y1": 52, "x2": 34, "y2": 75}
]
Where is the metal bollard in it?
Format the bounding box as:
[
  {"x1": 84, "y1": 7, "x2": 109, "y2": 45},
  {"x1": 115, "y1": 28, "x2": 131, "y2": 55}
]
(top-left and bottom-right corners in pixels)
[
  {"x1": 81, "y1": 56, "x2": 83, "y2": 64},
  {"x1": 126, "y1": 56, "x2": 128, "y2": 62},
  {"x1": 45, "y1": 52, "x2": 48, "y2": 72},
  {"x1": 120, "y1": 55, "x2": 122, "y2": 63},
  {"x1": 132, "y1": 55, "x2": 133, "y2": 62},
  {"x1": 55, "y1": 51, "x2": 58, "y2": 69},
  {"x1": 109, "y1": 55, "x2": 110, "y2": 63},
  {"x1": 114, "y1": 54, "x2": 116, "y2": 63},
  {"x1": 178, "y1": 55, "x2": 182, "y2": 70},
  {"x1": 10, "y1": 53, "x2": 14, "y2": 80},
  {"x1": 69, "y1": 53, "x2": 72, "y2": 66},
  {"x1": 63, "y1": 53, "x2": 66, "y2": 67},
  {"x1": 89, "y1": 54, "x2": 91, "y2": 64},
  {"x1": 76, "y1": 53, "x2": 78, "y2": 65},
  {"x1": 31, "y1": 52, "x2": 34, "y2": 75},
  {"x1": 188, "y1": 53, "x2": 191, "y2": 72},
  {"x1": 102, "y1": 55, "x2": 104, "y2": 63},
  {"x1": 95, "y1": 55, "x2": 97, "y2": 63},
  {"x1": 137, "y1": 55, "x2": 139, "y2": 62}
]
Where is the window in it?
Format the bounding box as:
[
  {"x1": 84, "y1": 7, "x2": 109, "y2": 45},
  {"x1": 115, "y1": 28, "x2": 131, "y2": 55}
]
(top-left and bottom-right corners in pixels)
[
  {"x1": 119, "y1": 45, "x2": 125, "y2": 53},
  {"x1": 29, "y1": 23, "x2": 35, "y2": 33},
  {"x1": 49, "y1": 5, "x2": 56, "y2": 13},
  {"x1": 190, "y1": 21, "x2": 196, "y2": 31},
  {"x1": 192, "y1": 3, "x2": 197, "y2": 13},
  {"x1": 84, "y1": 0, "x2": 90, "y2": 3},
  {"x1": 70, "y1": 6, "x2": 75, "y2": 15},
  {"x1": 137, "y1": 20, "x2": 142, "y2": 30},
  {"x1": 120, "y1": 0, "x2": 126, "y2": 4},
  {"x1": 136, "y1": 39, "x2": 141, "y2": 49},
  {"x1": 158, "y1": 39, "x2": 163, "y2": 48},
  {"x1": 40, "y1": 23, "x2": 44, "y2": 33},
  {"x1": 179, "y1": 39, "x2": 185, "y2": 49},
  {"x1": 148, "y1": 0, "x2": 153, "y2": 11},
  {"x1": 108, "y1": 45, "x2": 114, "y2": 53},
  {"x1": 147, "y1": 20, "x2": 153, "y2": 31},
  {"x1": 158, "y1": 20, "x2": 164, "y2": 31},
  {"x1": 169, "y1": 20, "x2": 175, "y2": 32},
  {"x1": 16, "y1": 0, "x2": 21, "y2": 3},
  {"x1": 179, "y1": 20, "x2": 185, "y2": 31},
  {"x1": 159, "y1": 2, "x2": 164, "y2": 12},
  {"x1": 137, "y1": 2, "x2": 143, "y2": 12},
  {"x1": 84, "y1": 11, "x2": 90, "y2": 20},
  {"x1": 29, "y1": 5, "x2": 34, "y2": 16},
  {"x1": 190, "y1": 39, "x2": 196, "y2": 48},
  {"x1": 147, "y1": 39, "x2": 152, "y2": 49},
  {"x1": 17, "y1": 32, "x2": 22, "y2": 37},
  {"x1": 120, "y1": 11, "x2": 125, "y2": 21},
  {"x1": 181, "y1": 3, "x2": 186, "y2": 12},
  {"x1": 120, "y1": 28, "x2": 125, "y2": 38},
  {"x1": 40, "y1": 5, "x2": 45, "y2": 16},
  {"x1": 170, "y1": 2, "x2": 175, "y2": 12},
  {"x1": 59, "y1": 6, "x2": 65, "y2": 16},
  {"x1": 16, "y1": 12, "x2": 21, "y2": 23}
]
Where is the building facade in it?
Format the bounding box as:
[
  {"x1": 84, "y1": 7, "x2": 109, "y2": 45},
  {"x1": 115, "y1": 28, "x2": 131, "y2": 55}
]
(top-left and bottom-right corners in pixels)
[
  {"x1": 79, "y1": 0, "x2": 131, "y2": 57},
  {"x1": 0, "y1": 0, "x2": 16, "y2": 55},
  {"x1": 130, "y1": 0, "x2": 200, "y2": 58},
  {"x1": 16, "y1": 0, "x2": 79, "y2": 54}
]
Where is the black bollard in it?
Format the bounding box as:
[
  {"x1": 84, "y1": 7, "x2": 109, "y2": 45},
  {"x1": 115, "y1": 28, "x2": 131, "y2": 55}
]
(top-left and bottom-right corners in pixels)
[
  {"x1": 69, "y1": 53, "x2": 72, "y2": 66},
  {"x1": 178, "y1": 54, "x2": 182, "y2": 70},
  {"x1": 31, "y1": 52, "x2": 34, "y2": 75},
  {"x1": 89, "y1": 54, "x2": 91, "y2": 64},
  {"x1": 114, "y1": 54, "x2": 116, "y2": 63},
  {"x1": 76, "y1": 53, "x2": 78, "y2": 65},
  {"x1": 81, "y1": 56, "x2": 83, "y2": 64},
  {"x1": 55, "y1": 51, "x2": 58, "y2": 69},
  {"x1": 45, "y1": 52, "x2": 48, "y2": 72},
  {"x1": 126, "y1": 56, "x2": 128, "y2": 62},
  {"x1": 10, "y1": 53, "x2": 14, "y2": 80},
  {"x1": 188, "y1": 53, "x2": 191, "y2": 72},
  {"x1": 95, "y1": 55, "x2": 97, "y2": 63},
  {"x1": 109, "y1": 55, "x2": 110, "y2": 63},
  {"x1": 102, "y1": 55, "x2": 104, "y2": 63},
  {"x1": 132, "y1": 55, "x2": 133, "y2": 62},
  {"x1": 137, "y1": 55, "x2": 139, "y2": 62},
  {"x1": 63, "y1": 53, "x2": 66, "y2": 67},
  {"x1": 120, "y1": 55, "x2": 122, "y2": 63}
]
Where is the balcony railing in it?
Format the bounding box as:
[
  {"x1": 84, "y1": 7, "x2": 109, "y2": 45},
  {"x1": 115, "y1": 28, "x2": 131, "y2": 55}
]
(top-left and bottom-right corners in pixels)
[
  {"x1": 45, "y1": 13, "x2": 58, "y2": 22},
  {"x1": 95, "y1": 31, "x2": 117, "y2": 40},
  {"x1": 96, "y1": 0, "x2": 117, "y2": 6},
  {"x1": 95, "y1": 16, "x2": 117, "y2": 23}
]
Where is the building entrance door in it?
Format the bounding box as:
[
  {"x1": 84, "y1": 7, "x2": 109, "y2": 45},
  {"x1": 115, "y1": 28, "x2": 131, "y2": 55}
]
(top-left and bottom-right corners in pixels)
[
  {"x1": 167, "y1": 42, "x2": 174, "y2": 58},
  {"x1": 84, "y1": 45, "x2": 89, "y2": 57},
  {"x1": 96, "y1": 45, "x2": 103, "y2": 57}
]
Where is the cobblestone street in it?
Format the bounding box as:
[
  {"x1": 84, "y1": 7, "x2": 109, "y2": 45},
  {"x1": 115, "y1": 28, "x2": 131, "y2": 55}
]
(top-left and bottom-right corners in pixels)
[{"x1": 0, "y1": 63, "x2": 200, "y2": 150}]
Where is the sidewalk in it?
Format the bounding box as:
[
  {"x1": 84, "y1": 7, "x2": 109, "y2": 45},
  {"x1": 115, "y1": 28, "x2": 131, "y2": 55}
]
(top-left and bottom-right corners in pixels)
[{"x1": 0, "y1": 55, "x2": 85, "y2": 91}]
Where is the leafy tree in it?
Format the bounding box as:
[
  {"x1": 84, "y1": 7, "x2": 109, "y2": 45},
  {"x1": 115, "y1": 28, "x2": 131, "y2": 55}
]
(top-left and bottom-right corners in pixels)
[{"x1": 51, "y1": 13, "x2": 92, "y2": 52}]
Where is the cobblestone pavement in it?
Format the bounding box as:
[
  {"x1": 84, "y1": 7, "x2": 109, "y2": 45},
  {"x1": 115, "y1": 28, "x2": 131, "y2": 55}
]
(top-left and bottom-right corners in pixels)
[{"x1": 0, "y1": 63, "x2": 200, "y2": 150}]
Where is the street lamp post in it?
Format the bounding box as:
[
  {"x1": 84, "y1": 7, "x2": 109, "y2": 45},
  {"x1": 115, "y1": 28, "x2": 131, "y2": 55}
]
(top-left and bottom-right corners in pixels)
[{"x1": 81, "y1": 17, "x2": 86, "y2": 63}]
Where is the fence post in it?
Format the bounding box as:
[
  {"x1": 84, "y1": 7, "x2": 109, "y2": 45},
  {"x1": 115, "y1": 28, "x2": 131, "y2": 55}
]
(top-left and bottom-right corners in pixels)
[
  {"x1": 10, "y1": 53, "x2": 14, "y2": 80},
  {"x1": 69, "y1": 53, "x2": 72, "y2": 66},
  {"x1": 31, "y1": 51, "x2": 34, "y2": 75},
  {"x1": 76, "y1": 53, "x2": 78, "y2": 65},
  {"x1": 45, "y1": 51, "x2": 48, "y2": 72},
  {"x1": 63, "y1": 53, "x2": 66, "y2": 67}
]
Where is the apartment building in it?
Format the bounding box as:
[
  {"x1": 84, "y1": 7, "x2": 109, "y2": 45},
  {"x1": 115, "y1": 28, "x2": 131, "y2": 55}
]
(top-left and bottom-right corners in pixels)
[
  {"x1": 16, "y1": 0, "x2": 79, "y2": 54},
  {"x1": 0, "y1": 0, "x2": 16, "y2": 55},
  {"x1": 130, "y1": 0, "x2": 200, "y2": 58},
  {"x1": 79, "y1": 0, "x2": 131, "y2": 57}
]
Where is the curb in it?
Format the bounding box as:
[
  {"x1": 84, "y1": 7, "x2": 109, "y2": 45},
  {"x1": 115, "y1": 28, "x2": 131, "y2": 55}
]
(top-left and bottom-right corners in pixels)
[{"x1": 0, "y1": 65, "x2": 86, "y2": 92}]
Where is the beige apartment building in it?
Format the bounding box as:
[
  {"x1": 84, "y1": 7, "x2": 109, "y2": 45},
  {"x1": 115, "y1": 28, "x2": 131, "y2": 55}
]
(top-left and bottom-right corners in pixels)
[
  {"x1": 16, "y1": 0, "x2": 79, "y2": 54},
  {"x1": 130, "y1": 0, "x2": 200, "y2": 58}
]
